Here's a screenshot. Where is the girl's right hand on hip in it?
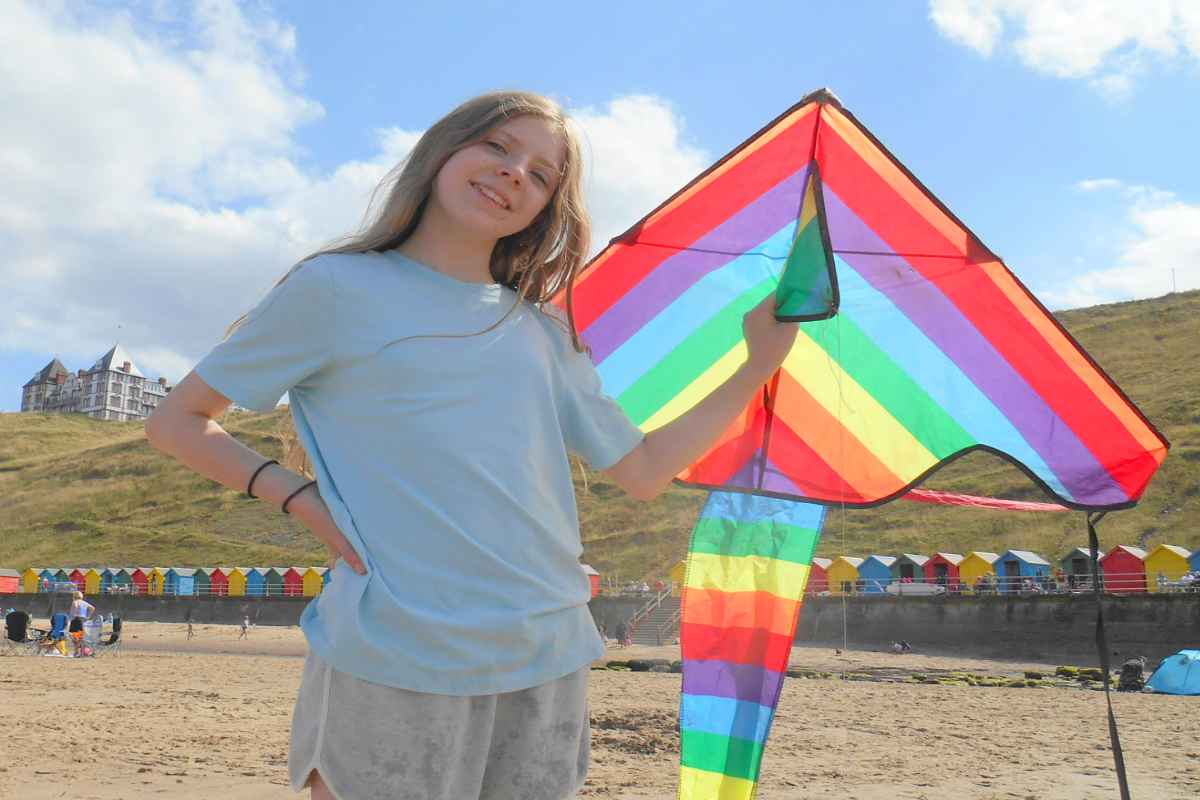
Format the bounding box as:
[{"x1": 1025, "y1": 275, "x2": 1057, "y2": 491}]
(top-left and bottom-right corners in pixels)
[{"x1": 289, "y1": 491, "x2": 368, "y2": 575}]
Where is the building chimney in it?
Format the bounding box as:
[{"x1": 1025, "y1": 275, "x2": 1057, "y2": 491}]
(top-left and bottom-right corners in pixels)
[
  {"x1": 158, "y1": 377, "x2": 167, "y2": 386},
  {"x1": 122, "y1": 361, "x2": 131, "y2": 373}
]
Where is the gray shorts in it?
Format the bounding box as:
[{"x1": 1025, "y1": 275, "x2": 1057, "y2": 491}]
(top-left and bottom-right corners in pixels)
[{"x1": 288, "y1": 651, "x2": 590, "y2": 800}]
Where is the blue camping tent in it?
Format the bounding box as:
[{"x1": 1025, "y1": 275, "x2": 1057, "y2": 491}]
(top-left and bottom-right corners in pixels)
[{"x1": 1148, "y1": 650, "x2": 1200, "y2": 696}]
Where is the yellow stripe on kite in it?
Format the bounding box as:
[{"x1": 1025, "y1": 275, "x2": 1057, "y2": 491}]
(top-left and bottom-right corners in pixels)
[
  {"x1": 782, "y1": 329, "x2": 935, "y2": 481},
  {"x1": 685, "y1": 552, "x2": 810, "y2": 602},
  {"x1": 679, "y1": 766, "x2": 757, "y2": 800},
  {"x1": 641, "y1": 342, "x2": 747, "y2": 432}
]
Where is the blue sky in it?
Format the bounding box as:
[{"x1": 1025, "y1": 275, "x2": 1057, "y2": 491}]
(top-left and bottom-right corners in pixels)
[{"x1": 3, "y1": 0, "x2": 1198, "y2": 411}]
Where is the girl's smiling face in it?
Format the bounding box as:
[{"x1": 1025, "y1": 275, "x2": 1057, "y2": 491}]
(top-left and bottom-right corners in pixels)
[{"x1": 430, "y1": 115, "x2": 565, "y2": 243}]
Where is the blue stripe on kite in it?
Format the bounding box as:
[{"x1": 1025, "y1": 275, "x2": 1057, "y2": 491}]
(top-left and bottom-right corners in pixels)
[
  {"x1": 831, "y1": 256, "x2": 1073, "y2": 500},
  {"x1": 595, "y1": 225, "x2": 796, "y2": 397},
  {"x1": 699, "y1": 490, "x2": 824, "y2": 527},
  {"x1": 680, "y1": 693, "x2": 774, "y2": 744}
]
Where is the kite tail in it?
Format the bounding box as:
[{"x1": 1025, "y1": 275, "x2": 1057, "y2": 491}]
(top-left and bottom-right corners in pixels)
[{"x1": 677, "y1": 491, "x2": 826, "y2": 800}]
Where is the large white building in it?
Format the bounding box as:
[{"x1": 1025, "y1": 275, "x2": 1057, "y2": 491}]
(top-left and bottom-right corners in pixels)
[{"x1": 20, "y1": 344, "x2": 172, "y2": 422}]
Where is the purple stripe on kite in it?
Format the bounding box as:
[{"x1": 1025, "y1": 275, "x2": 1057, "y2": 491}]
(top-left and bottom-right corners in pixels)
[
  {"x1": 683, "y1": 659, "x2": 785, "y2": 708},
  {"x1": 728, "y1": 454, "x2": 806, "y2": 496},
  {"x1": 823, "y1": 189, "x2": 1127, "y2": 506},
  {"x1": 585, "y1": 166, "x2": 810, "y2": 364}
]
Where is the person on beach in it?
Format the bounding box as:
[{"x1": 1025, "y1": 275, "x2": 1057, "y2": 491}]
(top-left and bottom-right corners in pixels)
[
  {"x1": 67, "y1": 591, "x2": 95, "y2": 657},
  {"x1": 239, "y1": 615, "x2": 250, "y2": 639},
  {"x1": 145, "y1": 90, "x2": 799, "y2": 800}
]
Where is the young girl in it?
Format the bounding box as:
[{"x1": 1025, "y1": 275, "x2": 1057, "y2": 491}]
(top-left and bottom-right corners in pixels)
[{"x1": 146, "y1": 90, "x2": 798, "y2": 799}]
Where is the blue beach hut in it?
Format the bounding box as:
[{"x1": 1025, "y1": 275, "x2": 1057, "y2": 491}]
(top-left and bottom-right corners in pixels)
[
  {"x1": 244, "y1": 568, "x2": 267, "y2": 597},
  {"x1": 100, "y1": 568, "x2": 117, "y2": 594},
  {"x1": 1190, "y1": 549, "x2": 1200, "y2": 573},
  {"x1": 166, "y1": 568, "x2": 197, "y2": 596},
  {"x1": 995, "y1": 550, "x2": 1051, "y2": 592},
  {"x1": 859, "y1": 556, "x2": 896, "y2": 594},
  {"x1": 39, "y1": 568, "x2": 55, "y2": 592},
  {"x1": 111, "y1": 568, "x2": 133, "y2": 593}
]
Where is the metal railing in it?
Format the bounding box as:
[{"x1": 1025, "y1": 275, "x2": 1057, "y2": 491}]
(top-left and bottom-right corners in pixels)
[{"x1": 808, "y1": 571, "x2": 1200, "y2": 596}]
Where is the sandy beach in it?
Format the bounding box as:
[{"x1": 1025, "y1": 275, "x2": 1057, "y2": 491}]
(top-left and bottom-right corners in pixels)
[{"x1": 2, "y1": 621, "x2": 1197, "y2": 799}]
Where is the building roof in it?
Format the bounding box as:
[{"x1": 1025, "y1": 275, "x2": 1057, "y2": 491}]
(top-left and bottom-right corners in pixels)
[
  {"x1": 1000, "y1": 550, "x2": 1051, "y2": 566},
  {"x1": 0, "y1": 568, "x2": 20, "y2": 578},
  {"x1": 1147, "y1": 544, "x2": 1191, "y2": 560},
  {"x1": 863, "y1": 555, "x2": 897, "y2": 568},
  {"x1": 833, "y1": 556, "x2": 864, "y2": 568},
  {"x1": 1102, "y1": 545, "x2": 1147, "y2": 561},
  {"x1": 964, "y1": 551, "x2": 1000, "y2": 564},
  {"x1": 1061, "y1": 547, "x2": 1092, "y2": 561},
  {"x1": 930, "y1": 552, "x2": 964, "y2": 564},
  {"x1": 812, "y1": 557, "x2": 832, "y2": 569},
  {"x1": 898, "y1": 553, "x2": 929, "y2": 565},
  {"x1": 23, "y1": 358, "x2": 70, "y2": 388},
  {"x1": 89, "y1": 343, "x2": 143, "y2": 378},
  {"x1": 580, "y1": 563, "x2": 599, "y2": 575}
]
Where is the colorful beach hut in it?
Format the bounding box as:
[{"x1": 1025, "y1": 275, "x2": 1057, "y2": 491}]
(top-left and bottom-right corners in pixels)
[
  {"x1": 994, "y1": 550, "x2": 1051, "y2": 592},
  {"x1": 1100, "y1": 546, "x2": 1147, "y2": 594},
  {"x1": 892, "y1": 554, "x2": 928, "y2": 583},
  {"x1": 246, "y1": 568, "x2": 268, "y2": 597},
  {"x1": 68, "y1": 568, "x2": 86, "y2": 590},
  {"x1": 669, "y1": 560, "x2": 687, "y2": 596},
  {"x1": 193, "y1": 568, "x2": 212, "y2": 597},
  {"x1": 208, "y1": 568, "x2": 230, "y2": 597},
  {"x1": 826, "y1": 557, "x2": 863, "y2": 595},
  {"x1": 39, "y1": 569, "x2": 55, "y2": 591},
  {"x1": 227, "y1": 568, "x2": 248, "y2": 597},
  {"x1": 1191, "y1": 550, "x2": 1200, "y2": 573},
  {"x1": 858, "y1": 556, "x2": 896, "y2": 593},
  {"x1": 166, "y1": 568, "x2": 196, "y2": 596},
  {"x1": 808, "y1": 557, "x2": 831, "y2": 595},
  {"x1": 264, "y1": 568, "x2": 285, "y2": 597},
  {"x1": 282, "y1": 568, "x2": 305, "y2": 597},
  {"x1": 22, "y1": 568, "x2": 41, "y2": 593},
  {"x1": 1145, "y1": 545, "x2": 1191, "y2": 592},
  {"x1": 580, "y1": 563, "x2": 601, "y2": 598},
  {"x1": 302, "y1": 568, "x2": 325, "y2": 597},
  {"x1": 147, "y1": 568, "x2": 166, "y2": 595},
  {"x1": 0, "y1": 568, "x2": 19, "y2": 594},
  {"x1": 959, "y1": 552, "x2": 999, "y2": 592},
  {"x1": 83, "y1": 568, "x2": 102, "y2": 595},
  {"x1": 924, "y1": 553, "x2": 963, "y2": 588},
  {"x1": 111, "y1": 568, "x2": 132, "y2": 593},
  {"x1": 1060, "y1": 548, "x2": 1092, "y2": 588},
  {"x1": 130, "y1": 568, "x2": 150, "y2": 595}
]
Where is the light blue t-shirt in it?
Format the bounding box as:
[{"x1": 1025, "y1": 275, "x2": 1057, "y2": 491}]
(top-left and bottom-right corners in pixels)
[{"x1": 194, "y1": 250, "x2": 643, "y2": 695}]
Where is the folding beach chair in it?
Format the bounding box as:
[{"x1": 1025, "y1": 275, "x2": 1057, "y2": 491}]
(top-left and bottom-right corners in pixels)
[
  {"x1": 93, "y1": 616, "x2": 123, "y2": 657},
  {"x1": 3, "y1": 610, "x2": 43, "y2": 656},
  {"x1": 37, "y1": 613, "x2": 70, "y2": 657}
]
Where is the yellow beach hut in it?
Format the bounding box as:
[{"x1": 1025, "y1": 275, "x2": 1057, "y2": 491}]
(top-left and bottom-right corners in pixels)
[
  {"x1": 227, "y1": 568, "x2": 248, "y2": 597},
  {"x1": 959, "y1": 552, "x2": 1000, "y2": 592},
  {"x1": 84, "y1": 568, "x2": 102, "y2": 595},
  {"x1": 1145, "y1": 545, "x2": 1192, "y2": 592},
  {"x1": 302, "y1": 568, "x2": 325, "y2": 597},
  {"x1": 669, "y1": 560, "x2": 687, "y2": 597},
  {"x1": 827, "y1": 557, "x2": 864, "y2": 595},
  {"x1": 147, "y1": 568, "x2": 167, "y2": 595},
  {"x1": 22, "y1": 568, "x2": 41, "y2": 593}
]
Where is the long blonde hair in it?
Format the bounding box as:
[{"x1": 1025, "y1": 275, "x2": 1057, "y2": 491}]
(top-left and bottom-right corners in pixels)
[{"x1": 227, "y1": 90, "x2": 591, "y2": 348}]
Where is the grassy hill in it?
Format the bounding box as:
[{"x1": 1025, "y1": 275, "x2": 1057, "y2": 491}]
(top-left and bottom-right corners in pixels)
[{"x1": 2, "y1": 290, "x2": 1197, "y2": 582}]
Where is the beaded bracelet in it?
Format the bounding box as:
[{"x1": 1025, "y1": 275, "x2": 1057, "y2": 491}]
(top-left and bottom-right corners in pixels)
[
  {"x1": 282, "y1": 480, "x2": 318, "y2": 515},
  {"x1": 246, "y1": 459, "x2": 279, "y2": 499}
]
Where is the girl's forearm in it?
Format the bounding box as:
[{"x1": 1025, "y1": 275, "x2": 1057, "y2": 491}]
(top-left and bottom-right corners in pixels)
[
  {"x1": 145, "y1": 412, "x2": 312, "y2": 508},
  {"x1": 636, "y1": 363, "x2": 775, "y2": 497}
]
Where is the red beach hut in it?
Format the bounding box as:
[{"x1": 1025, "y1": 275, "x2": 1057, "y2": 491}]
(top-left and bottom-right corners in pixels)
[
  {"x1": 283, "y1": 567, "x2": 305, "y2": 597},
  {"x1": 130, "y1": 568, "x2": 150, "y2": 595},
  {"x1": 924, "y1": 553, "x2": 963, "y2": 589},
  {"x1": 808, "y1": 558, "x2": 831, "y2": 595},
  {"x1": 69, "y1": 568, "x2": 87, "y2": 591},
  {"x1": 1099, "y1": 546, "x2": 1147, "y2": 594},
  {"x1": 581, "y1": 563, "x2": 601, "y2": 598},
  {"x1": 208, "y1": 568, "x2": 230, "y2": 597}
]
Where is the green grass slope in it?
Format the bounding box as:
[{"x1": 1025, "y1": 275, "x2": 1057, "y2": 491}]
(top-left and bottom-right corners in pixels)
[{"x1": 2, "y1": 290, "x2": 1196, "y2": 580}]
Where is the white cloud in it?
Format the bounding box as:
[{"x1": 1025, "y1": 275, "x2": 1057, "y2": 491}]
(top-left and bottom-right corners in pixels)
[
  {"x1": 1044, "y1": 183, "x2": 1200, "y2": 308},
  {"x1": 928, "y1": 0, "x2": 1200, "y2": 96},
  {"x1": 0, "y1": 2, "x2": 707, "y2": 386}
]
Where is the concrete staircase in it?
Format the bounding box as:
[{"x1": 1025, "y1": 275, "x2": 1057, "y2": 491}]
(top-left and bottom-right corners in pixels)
[{"x1": 629, "y1": 595, "x2": 681, "y2": 646}]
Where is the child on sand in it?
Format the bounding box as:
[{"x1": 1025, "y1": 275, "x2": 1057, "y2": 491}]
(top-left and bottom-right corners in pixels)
[
  {"x1": 146, "y1": 90, "x2": 798, "y2": 800},
  {"x1": 239, "y1": 615, "x2": 250, "y2": 639}
]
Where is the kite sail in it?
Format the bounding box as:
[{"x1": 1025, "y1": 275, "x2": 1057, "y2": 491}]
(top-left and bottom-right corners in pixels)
[
  {"x1": 569, "y1": 89, "x2": 1168, "y2": 511},
  {"x1": 564, "y1": 89, "x2": 1169, "y2": 800}
]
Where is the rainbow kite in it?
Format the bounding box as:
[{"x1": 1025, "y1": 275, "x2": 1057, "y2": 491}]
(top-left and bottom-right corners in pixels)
[{"x1": 566, "y1": 89, "x2": 1169, "y2": 799}]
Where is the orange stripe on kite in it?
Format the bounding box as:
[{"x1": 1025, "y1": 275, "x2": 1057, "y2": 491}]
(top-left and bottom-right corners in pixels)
[{"x1": 681, "y1": 587, "x2": 802, "y2": 640}]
